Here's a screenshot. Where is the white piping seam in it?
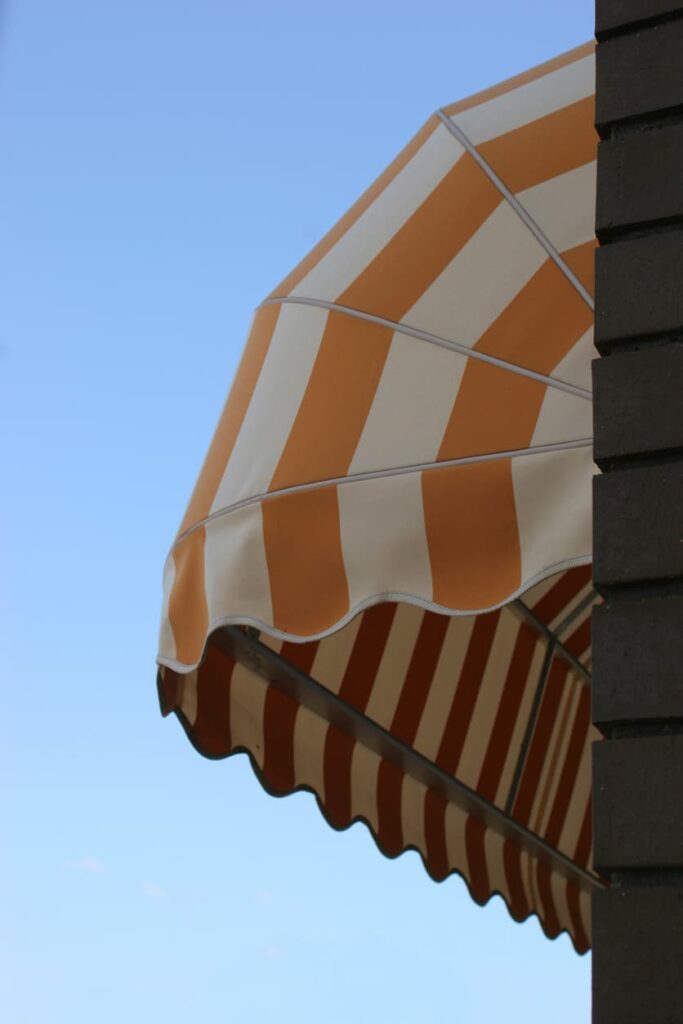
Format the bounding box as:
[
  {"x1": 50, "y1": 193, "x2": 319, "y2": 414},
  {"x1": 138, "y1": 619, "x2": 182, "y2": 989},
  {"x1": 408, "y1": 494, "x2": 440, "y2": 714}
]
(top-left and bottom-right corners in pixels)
[
  {"x1": 172, "y1": 436, "x2": 593, "y2": 548},
  {"x1": 435, "y1": 109, "x2": 595, "y2": 312},
  {"x1": 260, "y1": 295, "x2": 592, "y2": 401},
  {"x1": 157, "y1": 553, "x2": 593, "y2": 667}
]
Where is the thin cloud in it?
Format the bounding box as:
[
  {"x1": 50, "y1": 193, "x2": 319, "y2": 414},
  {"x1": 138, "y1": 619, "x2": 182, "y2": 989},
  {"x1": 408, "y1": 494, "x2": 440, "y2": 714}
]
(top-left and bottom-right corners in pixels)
[
  {"x1": 264, "y1": 945, "x2": 281, "y2": 958},
  {"x1": 143, "y1": 882, "x2": 169, "y2": 901},
  {"x1": 65, "y1": 856, "x2": 106, "y2": 874},
  {"x1": 255, "y1": 889, "x2": 273, "y2": 904}
]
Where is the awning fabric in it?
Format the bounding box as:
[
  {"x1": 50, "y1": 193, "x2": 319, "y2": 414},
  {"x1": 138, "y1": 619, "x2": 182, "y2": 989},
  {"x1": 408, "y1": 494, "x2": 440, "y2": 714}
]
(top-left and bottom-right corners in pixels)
[{"x1": 158, "y1": 41, "x2": 601, "y2": 953}]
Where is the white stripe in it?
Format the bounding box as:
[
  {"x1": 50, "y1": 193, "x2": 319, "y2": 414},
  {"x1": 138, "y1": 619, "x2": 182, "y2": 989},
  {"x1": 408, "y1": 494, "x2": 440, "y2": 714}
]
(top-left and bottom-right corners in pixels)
[
  {"x1": 401, "y1": 199, "x2": 546, "y2": 348},
  {"x1": 436, "y1": 112, "x2": 594, "y2": 310},
  {"x1": 350, "y1": 743, "x2": 381, "y2": 832},
  {"x1": 543, "y1": 326, "x2": 594, "y2": 393},
  {"x1": 262, "y1": 296, "x2": 592, "y2": 399},
  {"x1": 449, "y1": 53, "x2": 594, "y2": 146},
  {"x1": 531, "y1": 387, "x2": 593, "y2": 451},
  {"x1": 516, "y1": 161, "x2": 596, "y2": 255},
  {"x1": 293, "y1": 703, "x2": 328, "y2": 791},
  {"x1": 363, "y1": 603, "x2": 426, "y2": 729},
  {"x1": 512, "y1": 446, "x2": 593, "y2": 586},
  {"x1": 211, "y1": 301, "x2": 328, "y2": 513},
  {"x1": 413, "y1": 615, "x2": 476, "y2": 762},
  {"x1": 348, "y1": 330, "x2": 462, "y2": 474},
  {"x1": 495, "y1": 638, "x2": 547, "y2": 805},
  {"x1": 203, "y1": 503, "x2": 273, "y2": 634},
  {"x1": 177, "y1": 438, "x2": 594, "y2": 545},
  {"x1": 310, "y1": 614, "x2": 362, "y2": 696},
  {"x1": 401, "y1": 775, "x2": 427, "y2": 857},
  {"x1": 456, "y1": 609, "x2": 520, "y2": 789},
  {"x1": 158, "y1": 555, "x2": 177, "y2": 662},
  {"x1": 230, "y1": 661, "x2": 268, "y2": 769},
  {"x1": 289, "y1": 124, "x2": 465, "y2": 302}
]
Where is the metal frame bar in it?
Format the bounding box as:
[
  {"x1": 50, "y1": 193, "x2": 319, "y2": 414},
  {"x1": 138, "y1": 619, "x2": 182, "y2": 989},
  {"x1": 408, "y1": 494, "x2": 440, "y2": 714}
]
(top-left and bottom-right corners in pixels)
[{"x1": 215, "y1": 625, "x2": 602, "y2": 893}]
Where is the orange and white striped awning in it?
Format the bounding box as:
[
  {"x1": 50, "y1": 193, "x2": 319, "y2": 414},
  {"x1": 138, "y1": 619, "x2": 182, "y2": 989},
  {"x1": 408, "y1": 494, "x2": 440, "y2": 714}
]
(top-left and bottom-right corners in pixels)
[{"x1": 158, "y1": 41, "x2": 602, "y2": 953}]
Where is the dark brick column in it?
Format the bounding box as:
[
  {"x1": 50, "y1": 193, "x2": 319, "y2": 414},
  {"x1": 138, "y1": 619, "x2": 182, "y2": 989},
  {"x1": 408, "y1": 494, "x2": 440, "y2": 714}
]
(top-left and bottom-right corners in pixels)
[{"x1": 592, "y1": 3, "x2": 683, "y2": 1022}]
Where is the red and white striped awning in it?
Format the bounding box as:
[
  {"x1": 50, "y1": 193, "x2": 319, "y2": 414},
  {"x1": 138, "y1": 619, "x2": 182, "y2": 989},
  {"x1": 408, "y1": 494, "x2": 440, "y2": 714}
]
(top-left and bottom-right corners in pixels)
[{"x1": 158, "y1": 41, "x2": 601, "y2": 953}]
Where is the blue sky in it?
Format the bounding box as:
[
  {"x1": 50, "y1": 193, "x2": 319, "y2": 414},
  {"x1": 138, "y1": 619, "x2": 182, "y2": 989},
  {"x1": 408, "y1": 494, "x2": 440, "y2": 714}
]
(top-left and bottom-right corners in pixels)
[{"x1": 3, "y1": 2, "x2": 595, "y2": 1021}]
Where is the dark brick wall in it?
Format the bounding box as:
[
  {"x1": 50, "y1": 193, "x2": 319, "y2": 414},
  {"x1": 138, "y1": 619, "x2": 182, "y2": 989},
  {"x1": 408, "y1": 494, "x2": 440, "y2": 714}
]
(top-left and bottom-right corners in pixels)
[{"x1": 593, "y1": 3, "x2": 683, "y2": 1022}]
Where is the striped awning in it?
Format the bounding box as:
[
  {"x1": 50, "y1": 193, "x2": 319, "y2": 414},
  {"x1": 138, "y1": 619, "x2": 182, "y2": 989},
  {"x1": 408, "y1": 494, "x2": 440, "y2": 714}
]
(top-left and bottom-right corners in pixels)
[{"x1": 158, "y1": 41, "x2": 602, "y2": 954}]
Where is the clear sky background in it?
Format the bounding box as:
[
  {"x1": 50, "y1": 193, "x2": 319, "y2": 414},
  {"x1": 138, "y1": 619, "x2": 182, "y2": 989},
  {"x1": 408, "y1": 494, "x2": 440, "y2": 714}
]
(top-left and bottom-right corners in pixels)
[{"x1": 3, "y1": 3, "x2": 596, "y2": 1021}]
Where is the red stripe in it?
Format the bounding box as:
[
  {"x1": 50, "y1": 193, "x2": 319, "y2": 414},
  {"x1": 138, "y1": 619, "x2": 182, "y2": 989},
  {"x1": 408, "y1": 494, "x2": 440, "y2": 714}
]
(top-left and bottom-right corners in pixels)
[
  {"x1": 424, "y1": 790, "x2": 450, "y2": 881},
  {"x1": 323, "y1": 604, "x2": 397, "y2": 828},
  {"x1": 464, "y1": 817, "x2": 490, "y2": 903},
  {"x1": 376, "y1": 610, "x2": 450, "y2": 857},
  {"x1": 536, "y1": 862, "x2": 562, "y2": 938},
  {"x1": 542, "y1": 689, "x2": 591, "y2": 847},
  {"x1": 468, "y1": 623, "x2": 539, "y2": 920},
  {"x1": 192, "y1": 645, "x2": 236, "y2": 757},
  {"x1": 158, "y1": 669, "x2": 179, "y2": 717},
  {"x1": 262, "y1": 641, "x2": 319, "y2": 794},
  {"x1": 477, "y1": 621, "x2": 538, "y2": 801},
  {"x1": 512, "y1": 657, "x2": 569, "y2": 824},
  {"x1": 390, "y1": 611, "x2": 451, "y2": 744},
  {"x1": 531, "y1": 565, "x2": 591, "y2": 625},
  {"x1": 376, "y1": 759, "x2": 405, "y2": 857},
  {"x1": 566, "y1": 881, "x2": 590, "y2": 953},
  {"x1": 435, "y1": 611, "x2": 501, "y2": 775},
  {"x1": 573, "y1": 796, "x2": 593, "y2": 869},
  {"x1": 502, "y1": 840, "x2": 530, "y2": 922}
]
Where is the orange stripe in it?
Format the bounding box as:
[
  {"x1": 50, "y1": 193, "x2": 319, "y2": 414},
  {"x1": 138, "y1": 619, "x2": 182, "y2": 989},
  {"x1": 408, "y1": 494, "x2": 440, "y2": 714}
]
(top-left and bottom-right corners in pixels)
[
  {"x1": 562, "y1": 238, "x2": 596, "y2": 295},
  {"x1": 424, "y1": 254, "x2": 590, "y2": 614},
  {"x1": 474, "y1": 257, "x2": 594, "y2": 376},
  {"x1": 263, "y1": 314, "x2": 394, "y2": 632},
  {"x1": 262, "y1": 486, "x2": 349, "y2": 636},
  {"x1": 337, "y1": 153, "x2": 501, "y2": 321},
  {"x1": 442, "y1": 42, "x2": 594, "y2": 118},
  {"x1": 168, "y1": 305, "x2": 280, "y2": 666},
  {"x1": 438, "y1": 362, "x2": 547, "y2": 460},
  {"x1": 268, "y1": 116, "x2": 440, "y2": 298},
  {"x1": 423, "y1": 460, "x2": 521, "y2": 611},
  {"x1": 178, "y1": 303, "x2": 280, "y2": 535},
  {"x1": 477, "y1": 96, "x2": 597, "y2": 195},
  {"x1": 168, "y1": 530, "x2": 209, "y2": 666},
  {"x1": 269, "y1": 313, "x2": 393, "y2": 490}
]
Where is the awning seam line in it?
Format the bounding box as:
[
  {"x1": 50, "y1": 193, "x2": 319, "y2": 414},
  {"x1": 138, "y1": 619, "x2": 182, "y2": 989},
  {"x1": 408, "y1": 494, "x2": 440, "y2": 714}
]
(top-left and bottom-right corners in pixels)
[
  {"x1": 513, "y1": 598, "x2": 591, "y2": 684},
  {"x1": 504, "y1": 638, "x2": 558, "y2": 815},
  {"x1": 435, "y1": 109, "x2": 595, "y2": 311},
  {"x1": 260, "y1": 295, "x2": 593, "y2": 401},
  {"x1": 172, "y1": 437, "x2": 593, "y2": 548},
  {"x1": 215, "y1": 625, "x2": 602, "y2": 892}
]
